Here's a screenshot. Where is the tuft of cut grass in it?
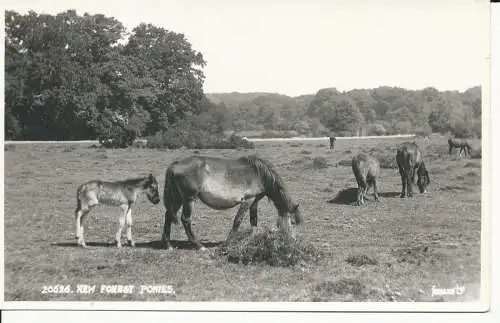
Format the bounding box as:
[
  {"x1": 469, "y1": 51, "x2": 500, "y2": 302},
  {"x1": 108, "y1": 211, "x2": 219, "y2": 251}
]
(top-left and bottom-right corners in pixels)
[
  {"x1": 346, "y1": 254, "x2": 378, "y2": 267},
  {"x1": 216, "y1": 228, "x2": 323, "y2": 267}
]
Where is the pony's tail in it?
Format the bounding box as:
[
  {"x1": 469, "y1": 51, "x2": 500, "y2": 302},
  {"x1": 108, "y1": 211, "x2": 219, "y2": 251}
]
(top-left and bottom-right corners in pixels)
[{"x1": 164, "y1": 166, "x2": 180, "y2": 225}]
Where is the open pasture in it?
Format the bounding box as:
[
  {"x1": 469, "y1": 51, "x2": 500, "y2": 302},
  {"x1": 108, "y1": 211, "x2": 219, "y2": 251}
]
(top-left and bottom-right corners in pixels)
[{"x1": 3, "y1": 135, "x2": 482, "y2": 302}]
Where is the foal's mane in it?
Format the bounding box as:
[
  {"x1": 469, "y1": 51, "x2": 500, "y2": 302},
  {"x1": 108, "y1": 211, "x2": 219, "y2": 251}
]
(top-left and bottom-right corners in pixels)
[{"x1": 239, "y1": 155, "x2": 295, "y2": 213}]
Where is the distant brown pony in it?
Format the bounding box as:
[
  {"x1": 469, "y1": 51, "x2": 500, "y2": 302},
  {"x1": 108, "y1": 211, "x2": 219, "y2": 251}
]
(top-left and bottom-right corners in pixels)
[
  {"x1": 396, "y1": 142, "x2": 430, "y2": 198},
  {"x1": 329, "y1": 136, "x2": 336, "y2": 150},
  {"x1": 448, "y1": 138, "x2": 472, "y2": 157},
  {"x1": 351, "y1": 153, "x2": 380, "y2": 206}
]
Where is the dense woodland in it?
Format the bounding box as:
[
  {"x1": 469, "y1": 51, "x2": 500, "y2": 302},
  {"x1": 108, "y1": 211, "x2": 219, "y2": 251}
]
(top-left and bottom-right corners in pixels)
[{"x1": 5, "y1": 10, "x2": 481, "y2": 147}]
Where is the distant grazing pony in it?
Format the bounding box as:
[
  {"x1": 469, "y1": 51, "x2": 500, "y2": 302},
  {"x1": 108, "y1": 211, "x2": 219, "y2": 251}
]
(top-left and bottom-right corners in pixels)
[
  {"x1": 351, "y1": 153, "x2": 380, "y2": 206},
  {"x1": 75, "y1": 174, "x2": 161, "y2": 248},
  {"x1": 329, "y1": 136, "x2": 336, "y2": 150},
  {"x1": 396, "y1": 142, "x2": 430, "y2": 198},
  {"x1": 161, "y1": 155, "x2": 302, "y2": 251},
  {"x1": 448, "y1": 137, "x2": 472, "y2": 157}
]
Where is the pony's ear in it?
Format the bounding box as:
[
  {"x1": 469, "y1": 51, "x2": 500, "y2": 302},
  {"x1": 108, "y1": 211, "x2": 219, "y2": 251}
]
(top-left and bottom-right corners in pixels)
[{"x1": 148, "y1": 173, "x2": 154, "y2": 180}]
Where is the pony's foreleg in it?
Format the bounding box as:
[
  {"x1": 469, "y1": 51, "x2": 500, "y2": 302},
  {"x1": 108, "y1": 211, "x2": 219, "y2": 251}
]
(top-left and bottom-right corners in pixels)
[
  {"x1": 181, "y1": 199, "x2": 205, "y2": 251},
  {"x1": 399, "y1": 169, "x2": 407, "y2": 198},
  {"x1": 126, "y1": 208, "x2": 135, "y2": 247},
  {"x1": 372, "y1": 179, "x2": 380, "y2": 202},
  {"x1": 227, "y1": 200, "x2": 252, "y2": 242},
  {"x1": 116, "y1": 204, "x2": 128, "y2": 248}
]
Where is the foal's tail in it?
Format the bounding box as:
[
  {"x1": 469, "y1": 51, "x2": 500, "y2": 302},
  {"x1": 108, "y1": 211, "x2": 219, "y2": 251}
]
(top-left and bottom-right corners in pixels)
[{"x1": 164, "y1": 166, "x2": 181, "y2": 225}]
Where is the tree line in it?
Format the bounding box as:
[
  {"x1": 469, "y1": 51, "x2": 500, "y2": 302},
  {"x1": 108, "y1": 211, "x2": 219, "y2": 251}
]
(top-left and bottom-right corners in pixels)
[{"x1": 5, "y1": 10, "x2": 481, "y2": 145}]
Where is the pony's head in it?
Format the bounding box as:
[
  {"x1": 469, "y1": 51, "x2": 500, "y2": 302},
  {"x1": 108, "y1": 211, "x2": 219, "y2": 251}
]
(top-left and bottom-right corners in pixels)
[
  {"x1": 144, "y1": 173, "x2": 161, "y2": 204},
  {"x1": 417, "y1": 167, "x2": 430, "y2": 194}
]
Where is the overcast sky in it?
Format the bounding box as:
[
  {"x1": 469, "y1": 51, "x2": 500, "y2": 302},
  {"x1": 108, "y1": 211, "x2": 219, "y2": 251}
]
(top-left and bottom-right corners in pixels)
[{"x1": 3, "y1": 0, "x2": 489, "y2": 96}]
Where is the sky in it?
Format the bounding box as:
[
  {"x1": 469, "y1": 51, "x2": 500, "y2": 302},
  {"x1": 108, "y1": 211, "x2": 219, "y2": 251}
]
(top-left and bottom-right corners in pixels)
[{"x1": 3, "y1": 0, "x2": 490, "y2": 96}]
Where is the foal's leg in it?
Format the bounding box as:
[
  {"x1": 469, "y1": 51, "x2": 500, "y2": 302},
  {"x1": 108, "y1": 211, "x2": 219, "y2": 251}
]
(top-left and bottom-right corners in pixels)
[
  {"x1": 227, "y1": 199, "x2": 252, "y2": 242},
  {"x1": 181, "y1": 199, "x2": 205, "y2": 251},
  {"x1": 75, "y1": 207, "x2": 88, "y2": 248},
  {"x1": 115, "y1": 204, "x2": 128, "y2": 248},
  {"x1": 126, "y1": 207, "x2": 135, "y2": 247}
]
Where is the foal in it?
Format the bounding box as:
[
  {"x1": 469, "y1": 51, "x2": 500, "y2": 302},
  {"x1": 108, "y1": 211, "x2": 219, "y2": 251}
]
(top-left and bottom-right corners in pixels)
[
  {"x1": 351, "y1": 153, "x2": 380, "y2": 205},
  {"x1": 75, "y1": 174, "x2": 161, "y2": 248}
]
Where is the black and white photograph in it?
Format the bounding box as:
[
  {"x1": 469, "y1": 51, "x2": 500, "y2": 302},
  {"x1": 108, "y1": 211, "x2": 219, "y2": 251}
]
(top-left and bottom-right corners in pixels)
[{"x1": 1, "y1": 0, "x2": 491, "y2": 312}]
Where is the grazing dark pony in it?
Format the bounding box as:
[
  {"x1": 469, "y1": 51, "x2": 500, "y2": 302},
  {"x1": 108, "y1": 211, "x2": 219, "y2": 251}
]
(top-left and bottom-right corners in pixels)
[
  {"x1": 75, "y1": 174, "x2": 161, "y2": 248},
  {"x1": 448, "y1": 137, "x2": 472, "y2": 157},
  {"x1": 351, "y1": 153, "x2": 380, "y2": 206},
  {"x1": 396, "y1": 142, "x2": 430, "y2": 198},
  {"x1": 329, "y1": 136, "x2": 336, "y2": 150},
  {"x1": 161, "y1": 155, "x2": 302, "y2": 251}
]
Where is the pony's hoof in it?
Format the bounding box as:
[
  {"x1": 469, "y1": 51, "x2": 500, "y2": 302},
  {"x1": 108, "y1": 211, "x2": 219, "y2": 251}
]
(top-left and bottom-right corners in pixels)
[
  {"x1": 116, "y1": 242, "x2": 122, "y2": 249},
  {"x1": 400, "y1": 194, "x2": 406, "y2": 199},
  {"x1": 128, "y1": 240, "x2": 136, "y2": 247}
]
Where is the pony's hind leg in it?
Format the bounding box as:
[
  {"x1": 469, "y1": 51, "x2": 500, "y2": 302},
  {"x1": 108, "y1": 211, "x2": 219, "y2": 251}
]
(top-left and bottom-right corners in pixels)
[
  {"x1": 116, "y1": 204, "x2": 128, "y2": 248},
  {"x1": 162, "y1": 202, "x2": 182, "y2": 250},
  {"x1": 227, "y1": 200, "x2": 252, "y2": 242},
  {"x1": 125, "y1": 207, "x2": 135, "y2": 247},
  {"x1": 181, "y1": 199, "x2": 205, "y2": 251},
  {"x1": 75, "y1": 207, "x2": 87, "y2": 248},
  {"x1": 371, "y1": 179, "x2": 380, "y2": 202}
]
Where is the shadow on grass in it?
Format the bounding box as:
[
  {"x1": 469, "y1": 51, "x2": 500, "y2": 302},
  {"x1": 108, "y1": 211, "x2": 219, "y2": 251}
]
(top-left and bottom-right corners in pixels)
[
  {"x1": 53, "y1": 240, "x2": 223, "y2": 250},
  {"x1": 135, "y1": 240, "x2": 223, "y2": 250},
  {"x1": 327, "y1": 188, "x2": 401, "y2": 205}
]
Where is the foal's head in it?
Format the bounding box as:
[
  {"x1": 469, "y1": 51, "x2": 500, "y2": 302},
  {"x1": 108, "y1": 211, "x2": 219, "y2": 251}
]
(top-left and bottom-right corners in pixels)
[{"x1": 144, "y1": 174, "x2": 161, "y2": 204}]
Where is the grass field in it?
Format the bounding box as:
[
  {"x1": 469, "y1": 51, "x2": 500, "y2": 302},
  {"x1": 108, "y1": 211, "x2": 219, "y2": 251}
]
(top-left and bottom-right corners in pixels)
[{"x1": 3, "y1": 135, "x2": 483, "y2": 302}]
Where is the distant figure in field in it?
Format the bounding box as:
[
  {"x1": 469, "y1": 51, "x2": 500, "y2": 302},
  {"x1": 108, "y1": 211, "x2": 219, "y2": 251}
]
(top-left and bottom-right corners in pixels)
[
  {"x1": 351, "y1": 153, "x2": 380, "y2": 206},
  {"x1": 329, "y1": 136, "x2": 336, "y2": 150},
  {"x1": 448, "y1": 137, "x2": 472, "y2": 157},
  {"x1": 396, "y1": 142, "x2": 430, "y2": 198}
]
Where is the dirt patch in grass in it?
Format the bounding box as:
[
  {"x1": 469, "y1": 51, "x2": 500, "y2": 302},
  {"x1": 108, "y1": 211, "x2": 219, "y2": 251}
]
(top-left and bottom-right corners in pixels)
[
  {"x1": 215, "y1": 228, "x2": 323, "y2": 267},
  {"x1": 464, "y1": 162, "x2": 480, "y2": 168},
  {"x1": 346, "y1": 254, "x2": 378, "y2": 267},
  {"x1": 311, "y1": 278, "x2": 383, "y2": 301},
  {"x1": 392, "y1": 245, "x2": 448, "y2": 266},
  {"x1": 312, "y1": 156, "x2": 329, "y2": 169},
  {"x1": 439, "y1": 185, "x2": 475, "y2": 193}
]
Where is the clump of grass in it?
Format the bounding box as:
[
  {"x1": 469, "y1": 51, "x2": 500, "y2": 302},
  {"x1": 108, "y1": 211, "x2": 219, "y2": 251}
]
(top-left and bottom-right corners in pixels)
[
  {"x1": 289, "y1": 143, "x2": 303, "y2": 147},
  {"x1": 337, "y1": 159, "x2": 352, "y2": 167},
  {"x1": 216, "y1": 228, "x2": 323, "y2": 267},
  {"x1": 392, "y1": 245, "x2": 448, "y2": 266},
  {"x1": 311, "y1": 278, "x2": 379, "y2": 301},
  {"x1": 300, "y1": 150, "x2": 312, "y2": 155},
  {"x1": 346, "y1": 254, "x2": 378, "y2": 267},
  {"x1": 464, "y1": 162, "x2": 480, "y2": 168},
  {"x1": 317, "y1": 144, "x2": 326, "y2": 148},
  {"x1": 312, "y1": 156, "x2": 329, "y2": 169},
  {"x1": 63, "y1": 146, "x2": 76, "y2": 153},
  {"x1": 470, "y1": 147, "x2": 481, "y2": 159},
  {"x1": 439, "y1": 185, "x2": 474, "y2": 193}
]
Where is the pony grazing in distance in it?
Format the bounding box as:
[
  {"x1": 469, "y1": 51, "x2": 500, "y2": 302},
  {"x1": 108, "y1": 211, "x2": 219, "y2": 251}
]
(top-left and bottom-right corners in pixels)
[
  {"x1": 351, "y1": 153, "x2": 380, "y2": 206},
  {"x1": 74, "y1": 174, "x2": 161, "y2": 248},
  {"x1": 161, "y1": 155, "x2": 302, "y2": 251},
  {"x1": 448, "y1": 137, "x2": 472, "y2": 157},
  {"x1": 396, "y1": 142, "x2": 430, "y2": 198}
]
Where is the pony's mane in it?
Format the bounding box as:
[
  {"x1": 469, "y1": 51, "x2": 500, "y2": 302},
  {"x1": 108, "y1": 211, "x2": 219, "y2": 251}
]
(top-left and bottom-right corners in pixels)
[{"x1": 239, "y1": 155, "x2": 294, "y2": 213}]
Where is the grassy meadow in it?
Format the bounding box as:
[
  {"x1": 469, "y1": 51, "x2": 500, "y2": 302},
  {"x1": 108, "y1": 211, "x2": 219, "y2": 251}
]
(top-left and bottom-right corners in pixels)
[{"x1": 3, "y1": 135, "x2": 483, "y2": 302}]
